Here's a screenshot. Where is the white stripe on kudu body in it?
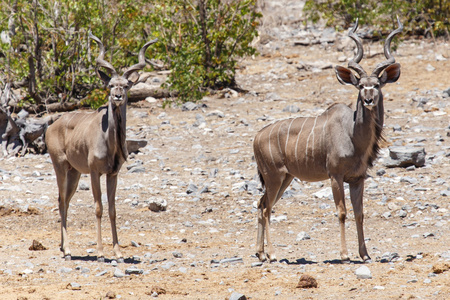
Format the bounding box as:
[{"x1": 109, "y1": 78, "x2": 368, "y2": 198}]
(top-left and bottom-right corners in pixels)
[{"x1": 253, "y1": 17, "x2": 403, "y2": 263}]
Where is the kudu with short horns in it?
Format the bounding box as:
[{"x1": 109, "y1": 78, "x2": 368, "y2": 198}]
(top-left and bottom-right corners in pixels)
[
  {"x1": 253, "y1": 17, "x2": 402, "y2": 263},
  {"x1": 46, "y1": 33, "x2": 157, "y2": 262}
]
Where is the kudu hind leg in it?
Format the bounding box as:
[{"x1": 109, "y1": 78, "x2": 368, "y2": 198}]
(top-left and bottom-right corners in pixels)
[
  {"x1": 257, "y1": 174, "x2": 293, "y2": 262},
  {"x1": 107, "y1": 174, "x2": 123, "y2": 262},
  {"x1": 330, "y1": 176, "x2": 349, "y2": 262},
  {"x1": 350, "y1": 179, "x2": 371, "y2": 262},
  {"x1": 57, "y1": 167, "x2": 81, "y2": 260}
]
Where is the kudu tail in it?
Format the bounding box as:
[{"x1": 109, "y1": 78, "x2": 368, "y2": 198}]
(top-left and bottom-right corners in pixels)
[{"x1": 256, "y1": 168, "x2": 266, "y2": 209}]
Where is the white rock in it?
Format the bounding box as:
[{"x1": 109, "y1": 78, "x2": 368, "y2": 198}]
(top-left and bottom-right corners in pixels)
[{"x1": 355, "y1": 265, "x2": 372, "y2": 279}]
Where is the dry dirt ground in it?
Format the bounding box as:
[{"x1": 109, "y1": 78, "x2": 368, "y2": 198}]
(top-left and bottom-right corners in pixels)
[{"x1": 1, "y1": 6, "x2": 450, "y2": 300}]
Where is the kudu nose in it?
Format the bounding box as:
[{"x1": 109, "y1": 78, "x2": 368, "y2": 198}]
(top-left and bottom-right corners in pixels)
[
  {"x1": 114, "y1": 94, "x2": 122, "y2": 100},
  {"x1": 364, "y1": 98, "x2": 374, "y2": 106}
]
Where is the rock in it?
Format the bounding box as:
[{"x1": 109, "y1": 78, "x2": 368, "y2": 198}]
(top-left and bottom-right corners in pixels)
[
  {"x1": 125, "y1": 267, "x2": 144, "y2": 275},
  {"x1": 160, "y1": 261, "x2": 175, "y2": 270},
  {"x1": 220, "y1": 257, "x2": 244, "y2": 264},
  {"x1": 78, "y1": 181, "x2": 90, "y2": 190},
  {"x1": 126, "y1": 139, "x2": 148, "y2": 153},
  {"x1": 113, "y1": 268, "x2": 126, "y2": 278},
  {"x1": 313, "y1": 187, "x2": 333, "y2": 199},
  {"x1": 296, "y1": 231, "x2": 311, "y2": 241},
  {"x1": 29, "y1": 240, "x2": 47, "y2": 251},
  {"x1": 187, "y1": 183, "x2": 198, "y2": 194},
  {"x1": 296, "y1": 274, "x2": 318, "y2": 288},
  {"x1": 206, "y1": 110, "x2": 225, "y2": 118},
  {"x1": 173, "y1": 251, "x2": 183, "y2": 258},
  {"x1": 355, "y1": 266, "x2": 372, "y2": 279},
  {"x1": 265, "y1": 92, "x2": 281, "y2": 101},
  {"x1": 425, "y1": 64, "x2": 436, "y2": 72},
  {"x1": 182, "y1": 101, "x2": 198, "y2": 111},
  {"x1": 294, "y1": 38, "x2": 311, "y2": 46},
  {"x1": 148, "y1": 198, "x2": 167, "y2": 212},
  {"x1": 282, "y1": 105, "x2": 300, "y2": 113},
  {"x1": 431, "y1": 262, "x2": 450, "y2": 274},
  {"x1": 105, "y1": 291, "x2": 117, "y2": 299},
  {"x1": 384, "y1": 146, "x2": 426, "y2": 168},
  {"x1": 95, "y1": 270, "x2": 108, "y2": 277},
  {"x1": 230, "y1": 291, "x2": 247, "y2": 300},
  {"x1": 66, "y1": 282, "x2": 81, "y2": 290},
  {"x1": 380, "y1": 252, "x2": 400, "y2": 263}
]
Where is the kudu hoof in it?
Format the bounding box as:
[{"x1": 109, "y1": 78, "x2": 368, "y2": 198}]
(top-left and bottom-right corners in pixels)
[
  {"x1": 97, "y1": 256, "x2": 105, "y2": 263},
  {"x1": 341, "y1": 257, "x2": 351, "y2": 264},
  {"x1": 256, "y1": 252, "x2": 267, "y2": 262},
  {"x1": 267, "y1": 254, "x2": 277, "y2": 263},
  {"x1": 64, "y1": 255, "x2": 72, "y2": 261},
  {"x1": 363, "y1": 256, "x2": 372, "y2": 263}
]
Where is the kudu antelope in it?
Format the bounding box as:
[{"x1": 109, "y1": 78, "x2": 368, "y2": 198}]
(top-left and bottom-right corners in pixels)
[
  {"x1": 253, "y1": 18, "x2": 403, "y2": 263},
  {"x1": 45, "y1": 33, "x2": 157, "y2": 262}
]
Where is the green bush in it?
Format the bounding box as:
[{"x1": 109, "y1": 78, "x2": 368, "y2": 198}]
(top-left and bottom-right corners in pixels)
[
  {"x1": 149, "y1": 0, "x2": 261, "y2": 105},
  {"x1": 304, "y1": 0, "x2": 449, "y2": 38},
  {"x1": 0, "y1": 0, "x2": 261, "y2": 110}
]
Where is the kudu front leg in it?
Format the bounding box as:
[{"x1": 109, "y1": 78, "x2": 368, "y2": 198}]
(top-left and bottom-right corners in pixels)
[
  {"x1": 57, "y1": 167, "x2": 81, "y2": 261},
  {"x1": 107, "y1": 174, "x2": 123, "y2": 262},
  {"x1": 91, "y1": 172, "x2": 105, "y2": 262},
  {"x1": 350, "y1": 179, "x2": 371, "y2": 262},
  {"x1": 330, "y1": 176, "x2": 349, "y2": 262},
  {"x1": 256, "y1": 194, "x2": 266, "y2": 261}
]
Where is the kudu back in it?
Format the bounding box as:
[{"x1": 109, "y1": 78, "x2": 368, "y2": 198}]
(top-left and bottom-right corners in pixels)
[
  {"x1": 253, "y1": 17, "x2": 403, "y2": 263},
  {"x1": 46, "y1": 33, "x2": 157, "y2": 262}
]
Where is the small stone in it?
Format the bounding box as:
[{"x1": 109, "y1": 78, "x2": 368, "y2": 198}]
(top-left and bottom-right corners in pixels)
[
  {"x1": 282, "y1": 105, "x2": 300, "y2": 113},
  {"x1": 113, "y1": 268, "x2": 126, "y2": 278},
  {"x1": 220, "y1": 257, "x2": 244, "y2": 264},
  {"x1": 125, "y1": 267, "x2": 144, "y2": 275},
  {"x1": 432, "y1": 262, "x2": 450, "y2": 274},
  {"x1": 296, "y1": 231, "x2": 311, "y2": 241},
  {"x1": 296, "y1": 274, "x2": 318, "y2": 288},
  {"x1": 425, "y1": 64, "x2": 436, "y2": 72},
  {"x1": 229, "y1": 291, "x2": 247, "y2": 300},
  {"x1": 182, "y1": 102, "x2": 198, "y2": 111},
  {"x1": 251, "y1": 262, "x2": 263, "y2": 267},
  {"x1": 148, "y1": 198, "x2": 167, "y2": 212},
  {"x1": 78, "y1": 181, "x2": 90, "y2": 190},
  {"x1": 105, "y1": 290, "x2": 117, "y2": 299},
  {"x1": 186, "y1": 183, "x2": 198, "y2": 194},
  {"x1": 58, "y1": 267, "x2": 73, "y2": 273},
  {"x1": 29, "y1": 240, "x2": 47, "y2": 251},
  {"x1": 355, "y1": 265, "x2": 372, "y2": 279},
  {"x1": 173, "y1": 251, "x2": 183, "y2": 258},
  {"x1": 66, "y1": 282, "x2": 81, "y2": 290},
  {"x1": 95, "y1": 270, "x2": 108, "y2": 276}
]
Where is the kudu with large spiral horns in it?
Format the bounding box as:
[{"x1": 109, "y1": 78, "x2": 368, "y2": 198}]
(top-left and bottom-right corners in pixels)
[
  {"x1": 253, "y1": 17, "x2": 403, "y2": 263},
  {"x1": 46, "y1": 33, "x2": 157, "y2": 262}
]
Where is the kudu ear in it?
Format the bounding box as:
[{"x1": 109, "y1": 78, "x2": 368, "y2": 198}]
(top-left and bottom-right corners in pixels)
[
  {"x1": 97, "y1": 69, "x2": 111, "y2": 85},
  {"x1": 379, "y1": 63, "x2": 401, "y2": 86},
  {"x1": 335, "y1": 66, "x2": 359, "y2": 86}
]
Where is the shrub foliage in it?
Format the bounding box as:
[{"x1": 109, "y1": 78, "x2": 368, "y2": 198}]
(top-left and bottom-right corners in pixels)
[
  {"x1": 0, "y1": 0, "x2": 261, "y2": 110},
  {"x1": 304, "y1": 0, "x2": 449, "y2": 38}
]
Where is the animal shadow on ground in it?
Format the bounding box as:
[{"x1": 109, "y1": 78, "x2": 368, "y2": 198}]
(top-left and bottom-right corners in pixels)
[
  {"x1": 323, "y1": 259, "x2": 365, "y2": 265},
  {"x1": 68, "y1": 255, "x2": 141, "y2": 264},
  {"x1": 279, "y1": 258, "x2": 317, "y2": 265}
]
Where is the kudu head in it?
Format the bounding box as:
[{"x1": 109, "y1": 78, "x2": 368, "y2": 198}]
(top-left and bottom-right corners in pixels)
[
  {"x1": 89, "y1": 32, "x2": 158, "y2": 107},
  {"x1": 335, "y1": 17, "x2": 403, "y2": 109}
]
